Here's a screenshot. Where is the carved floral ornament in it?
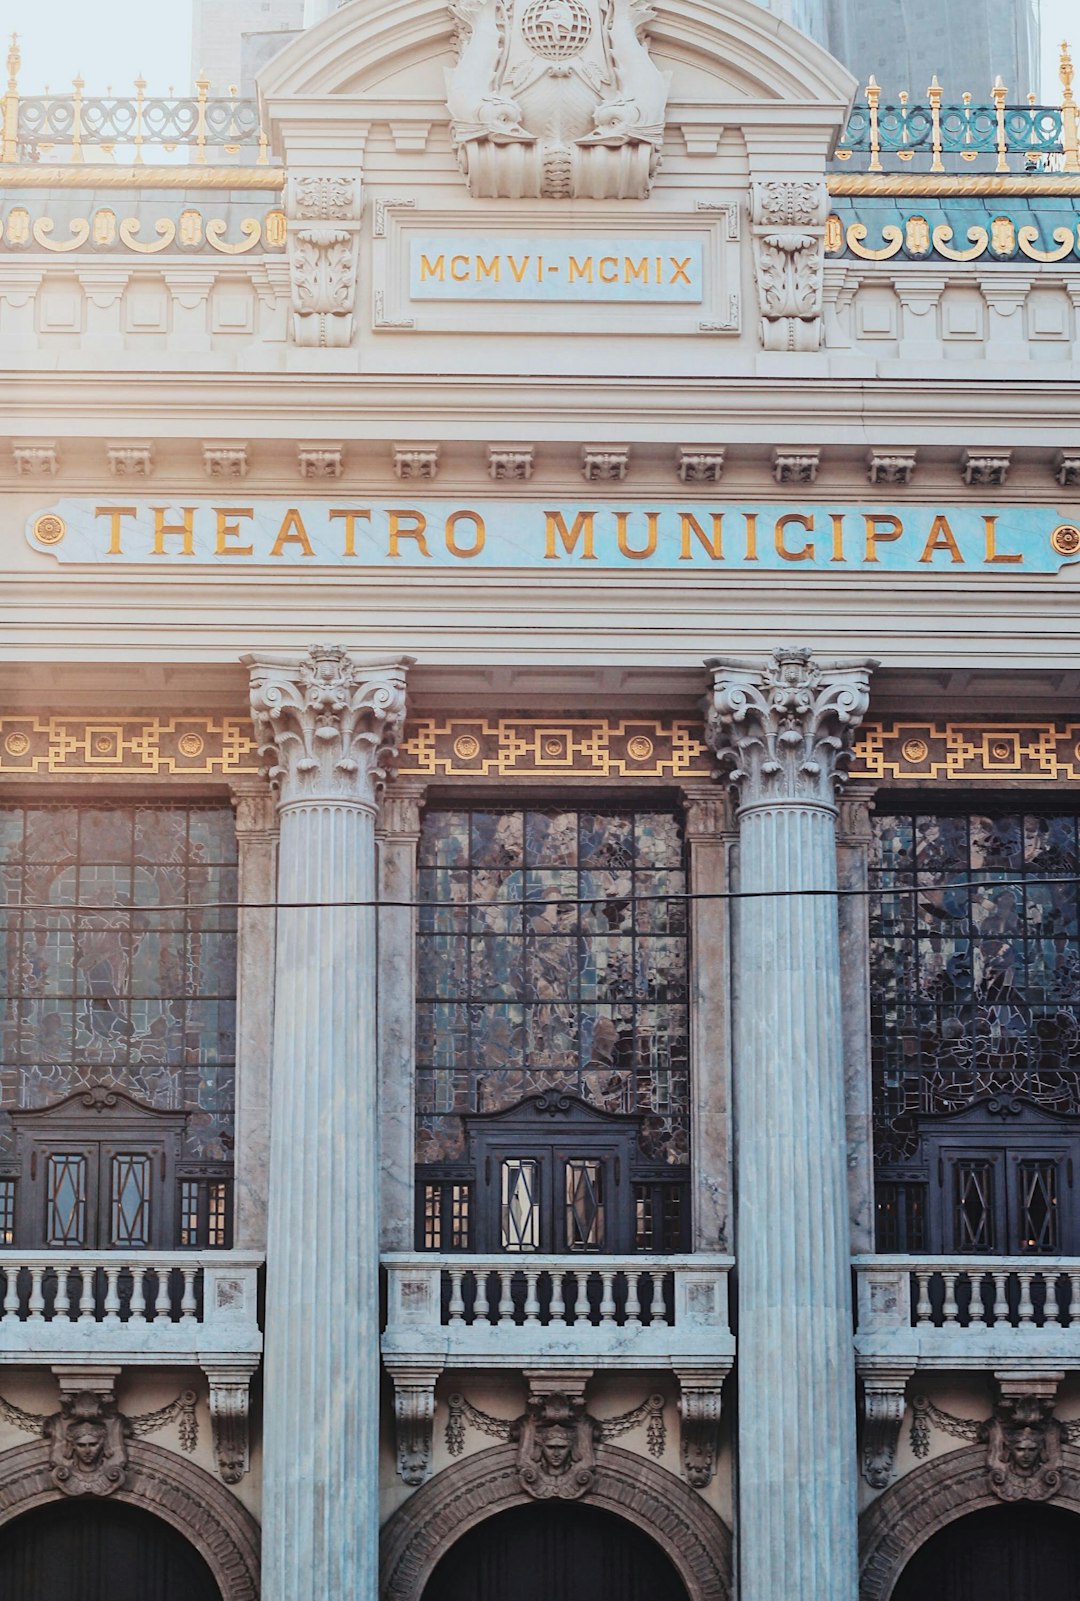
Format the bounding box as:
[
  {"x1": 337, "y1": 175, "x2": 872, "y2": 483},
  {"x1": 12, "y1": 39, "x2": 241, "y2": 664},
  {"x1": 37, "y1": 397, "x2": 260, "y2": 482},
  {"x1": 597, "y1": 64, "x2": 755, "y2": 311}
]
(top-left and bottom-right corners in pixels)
[
  {"x1": 445, "y1": 0, "x2": 669, "y2": 198},
  {"x1": 750, "y1": 180, "x2": 829, "y2": 353}
]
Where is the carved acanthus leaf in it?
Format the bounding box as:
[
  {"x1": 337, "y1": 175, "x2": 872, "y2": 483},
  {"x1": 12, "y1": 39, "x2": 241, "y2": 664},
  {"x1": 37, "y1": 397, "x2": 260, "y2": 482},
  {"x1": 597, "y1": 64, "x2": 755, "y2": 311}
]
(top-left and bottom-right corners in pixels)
[{"x1": 749, "y1": 180, "x2": 828, "y2": 352}]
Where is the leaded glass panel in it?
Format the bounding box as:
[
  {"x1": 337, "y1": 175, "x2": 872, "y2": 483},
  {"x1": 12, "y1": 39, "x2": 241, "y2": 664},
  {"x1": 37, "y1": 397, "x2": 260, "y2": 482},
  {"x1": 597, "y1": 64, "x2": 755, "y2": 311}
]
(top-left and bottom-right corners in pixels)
[
  {"x1": 46, "y1": 1153, "x2": 86, "y2": 1247},
  {"x1": 954, "y1": 1161, "x2": 995, "y2": 1251},
  {"x1": 110, "y1": 1153, "x2": 151, "y2": 1247},
  {"x1": 416, "y1": 807, "x2": 689, "y2": 1165},
  {"x1": 565, "y1": 1159, "x2": 604, "y2": 1250},
  {"x1": 1018, "y1": 1161, "x2": 1059, "y2": 1252},
  {"x1": 501, "y1": 1158, "x2": 540, "y2": 1251},
  {"x1": 0, "y1": 805, "x2": 237, "y2": 1160}
]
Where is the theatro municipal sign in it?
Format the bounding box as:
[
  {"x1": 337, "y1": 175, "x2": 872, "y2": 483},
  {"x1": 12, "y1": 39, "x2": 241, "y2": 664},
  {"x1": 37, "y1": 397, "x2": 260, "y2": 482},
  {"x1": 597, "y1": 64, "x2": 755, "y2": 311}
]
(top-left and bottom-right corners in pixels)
[{"x1": 25, "y1": 501, "x2": 1080, "y2": 572}]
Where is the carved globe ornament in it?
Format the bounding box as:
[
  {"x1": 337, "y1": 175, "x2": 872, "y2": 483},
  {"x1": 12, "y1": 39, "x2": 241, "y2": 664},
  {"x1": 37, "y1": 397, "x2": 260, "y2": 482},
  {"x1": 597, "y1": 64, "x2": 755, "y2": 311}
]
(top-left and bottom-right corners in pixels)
[{"x1": 520, "y1": 0, "x2": 593, "y2": 60}]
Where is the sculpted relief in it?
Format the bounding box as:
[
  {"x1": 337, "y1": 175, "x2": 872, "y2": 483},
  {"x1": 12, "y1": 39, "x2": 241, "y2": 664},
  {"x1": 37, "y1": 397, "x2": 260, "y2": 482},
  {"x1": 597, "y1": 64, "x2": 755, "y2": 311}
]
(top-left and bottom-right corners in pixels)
[{"x1": 445, "y1": 0, "x2": 669, "y2": 198}]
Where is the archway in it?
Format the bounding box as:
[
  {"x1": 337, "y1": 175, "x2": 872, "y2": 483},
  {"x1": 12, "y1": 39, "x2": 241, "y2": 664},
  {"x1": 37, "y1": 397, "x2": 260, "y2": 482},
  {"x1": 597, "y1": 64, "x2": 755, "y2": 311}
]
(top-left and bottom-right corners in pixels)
[
  {"x1": 0, "y1": 1497, "x2": 222, "y2": 1601},
  {"x1": 892, "y1": 1502, "x2": 1080, "y2": 1600},
  {"x1": 421, "y1": 1500, "x2": 691, "y2": 1601}
]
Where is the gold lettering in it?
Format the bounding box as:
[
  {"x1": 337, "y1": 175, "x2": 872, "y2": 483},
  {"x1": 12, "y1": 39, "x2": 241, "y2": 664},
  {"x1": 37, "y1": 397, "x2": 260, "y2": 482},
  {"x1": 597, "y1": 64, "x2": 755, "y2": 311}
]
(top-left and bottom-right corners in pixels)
[
  {"x1": 669, "y1": 256, "x2": 691, "y2": 284},
  {"x1": 330, "y1": 508, "x2": 371, "y2": 558},
  {"x1": 450, "y1": 255, "x2": 470, "y2": 282},
  {"x1": 569, "y1": 256, "x2": 593, "y2": 283},
  {"x1": 830, "y1": 513, "x2": 846, "y2": 563},
  {"x1": 863, "y1": 513, "x2": 904, "y2": 562},
  {"x1": 624, "y1": 257, "x2": 649, "y2": 284},
  {"x1": 476, "y1": 255, "x2": 500, "y2": 282},
  {"x1": 95, "y1": 505, "x2": 136, "y2": 556},
  {"x1": 508, "y1": 255, "x2": 530, "y2": 283},
  {"x1": 616, "y1": 510, "x2": 658, "y2": 560},
  {"x1": 544, "y1": 510, "x2": 596, "y2": 560},
  {"x1": 388, "y1": 509, "x2": 430, "y2": 558},
  {"x1": 152, "y1": 506, "x2": 196, "y2": 556},
  {"x1": 419, "y1": 254, "x2": 445, "y2": 282},
  {"x1": 984, "y1": 515, "x2": 1022, "y2": 564},
  {"x1": 918, "y1": 514, "x2": 964, "y2": 564},
  {"x1": 445, "y1": 510, "x2": 485, "y2": 558},
  {"x1": 598, "y1": 257, "x2": 618, "y2": 283},
  {"x1": 744, "y1": 512, "x2": 759, "y2": 562},
  {"x1": 214, "y1": 507, "x2": 254, "y2": 557},
  {"x1": 679, "y1": 512, "x2": 723, "y2": 561},
  {"x1": 270, "y1": 508, "x2": 314, "y2": 558},
  {"x1": 775, "y1": 512, "x2": 815, "y2": 562}
]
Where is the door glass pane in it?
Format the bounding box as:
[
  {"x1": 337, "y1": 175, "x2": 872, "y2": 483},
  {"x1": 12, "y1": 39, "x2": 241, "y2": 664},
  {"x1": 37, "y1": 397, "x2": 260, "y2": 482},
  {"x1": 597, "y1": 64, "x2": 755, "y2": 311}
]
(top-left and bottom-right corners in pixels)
[
  {"x1": 46, "y1": 1153, "x2": 87, "y2": 1246},
  {"x1": 565, "y1": 1159, "x2": 604, "y2": 1251},
  {"x1": 501, "y1": 1159, "x2": 539, "y2": 1251},
  {"x1": 0, "y1": 1178, "x2": 13, "y2": 1245},
  {"x1": 1018, "y1": 1161, "x2": 1059, "y2": 1252},
  {"x1": 954, "y1": 1160, "x2": 995, "y2": 1251},
  {"x1": 110, "y1": 1153, "x2": 151, "y2": 1247}
]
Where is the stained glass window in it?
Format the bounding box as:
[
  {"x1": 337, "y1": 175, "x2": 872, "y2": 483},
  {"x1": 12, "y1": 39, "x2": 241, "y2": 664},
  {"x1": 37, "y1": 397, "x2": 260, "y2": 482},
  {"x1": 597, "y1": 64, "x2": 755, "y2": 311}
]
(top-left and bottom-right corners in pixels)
[
  {"x1": 0, "y1": 805, "x2": 237, "y2": 1162},
  {"x1": 416, "y1": 806, "x2": 690, "y2": 1167},
  {"x1": 870, "y1": 806, "x2": 1080, "y2": 1164}
]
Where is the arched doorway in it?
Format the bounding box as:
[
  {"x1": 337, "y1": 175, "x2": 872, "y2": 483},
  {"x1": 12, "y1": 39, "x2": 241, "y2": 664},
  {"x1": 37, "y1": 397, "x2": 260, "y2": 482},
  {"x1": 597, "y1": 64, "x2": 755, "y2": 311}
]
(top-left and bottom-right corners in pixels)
[
  {"x1": 0, "y1": 1497, "x2": 222, "y2": 1601},
  {"x1": 421, "y1": 1500, "x2": 691, "y2": 1601},
  {"x1": 892, "y1": 1502, "x2": 1080, "y2": 1601}
]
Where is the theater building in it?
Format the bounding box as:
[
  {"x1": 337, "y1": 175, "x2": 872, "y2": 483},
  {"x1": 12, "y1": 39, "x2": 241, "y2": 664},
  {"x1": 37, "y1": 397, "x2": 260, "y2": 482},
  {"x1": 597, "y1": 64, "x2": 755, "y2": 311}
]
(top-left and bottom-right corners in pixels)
[{"x1": 2, "y1": 1, "x2": 1080, "y2": 1597}]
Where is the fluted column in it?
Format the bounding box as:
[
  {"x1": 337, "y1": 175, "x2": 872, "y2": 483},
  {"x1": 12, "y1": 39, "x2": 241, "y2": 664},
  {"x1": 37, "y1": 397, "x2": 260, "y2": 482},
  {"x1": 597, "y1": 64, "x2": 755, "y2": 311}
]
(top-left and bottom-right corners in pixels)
[
  {"x1": 705, "y1": 646, "x2": 875, "y2": 1601},
  {"x1": 245, "y1": 645, "x2": 413, "y2": 1601}
]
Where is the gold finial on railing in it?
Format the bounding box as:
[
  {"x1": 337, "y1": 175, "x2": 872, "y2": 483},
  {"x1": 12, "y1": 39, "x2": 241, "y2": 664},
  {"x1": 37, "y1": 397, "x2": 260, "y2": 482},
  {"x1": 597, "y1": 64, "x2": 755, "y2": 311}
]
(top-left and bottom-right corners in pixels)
[
  {"x1": 927, "y1": 73, "x2": 944, "y2": 173},
  {"x1": 70, "y1": 74, "x2": 84, "y2": 163},
  {"x1": 257, "y1": 126, "x2": 269, "y2": 166},
  {"x1": 992, "y1": 75, "x2": 1008, "y2": 172},
  {"x1": 897, "y1": 88, "x2": 913, "y2": 160},
  {"x1": 1061, "y1": 41, "x2": 1079, "y2": 172},
  {"x1": 865, "y1": 74, "x2": 881, "y2": 173},
  {"x1": 194, "y1": 69, "x2": 210, "y2": 165},
  {"x1": 2, "y1": 31, "x2": 20, "y2": 164},
  {"x1": 133, "y1": 73, "x2": 146, "y2": 164}
]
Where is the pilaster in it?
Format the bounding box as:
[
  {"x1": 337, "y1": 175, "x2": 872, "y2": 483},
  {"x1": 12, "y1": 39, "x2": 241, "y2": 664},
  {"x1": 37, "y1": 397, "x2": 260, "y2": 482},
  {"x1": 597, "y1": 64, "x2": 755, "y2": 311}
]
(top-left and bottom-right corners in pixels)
[
  {"x1": 245, "y1": 644, "x2": 413, "y2": 1601},
  {"x1": 705, "y1": 645, "x2": 875, "y2": 1601},
  {"x1": 838, "y1": 785, "x2": 876, "y2": 1255},
  {"x1": 230, "y1": 777, "x2": 278, "y2": 1252},
  {"x1": 377, "y1": 778, "x2": 426, "y2": 1253}
]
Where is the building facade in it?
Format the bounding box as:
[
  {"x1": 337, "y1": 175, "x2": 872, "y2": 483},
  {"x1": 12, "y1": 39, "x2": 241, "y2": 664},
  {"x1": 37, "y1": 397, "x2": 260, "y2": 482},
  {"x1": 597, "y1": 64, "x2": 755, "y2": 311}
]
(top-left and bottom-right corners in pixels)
[{"x1": 2, "y1": 2, "x2": 1080, "y2": 1597}]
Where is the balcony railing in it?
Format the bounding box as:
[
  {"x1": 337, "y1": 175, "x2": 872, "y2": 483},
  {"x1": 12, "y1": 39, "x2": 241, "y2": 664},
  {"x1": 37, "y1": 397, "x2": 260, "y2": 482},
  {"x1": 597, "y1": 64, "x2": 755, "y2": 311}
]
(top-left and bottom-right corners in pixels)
[
  {"x1": 0, "y1": 1250, "x2": 262, "y2": 1364},
  {"x1": 855, "y1": 1255, "x2": 1080, "y2": 1368},
  {"x1": 382, "y1": 1253, "x2": 735, "y2": 1369}
]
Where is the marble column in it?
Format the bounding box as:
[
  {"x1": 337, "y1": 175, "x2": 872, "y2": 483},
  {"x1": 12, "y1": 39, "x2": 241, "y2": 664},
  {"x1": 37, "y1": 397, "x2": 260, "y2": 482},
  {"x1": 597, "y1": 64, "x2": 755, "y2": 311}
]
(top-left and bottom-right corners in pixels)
[
  {"x1": 705, "y1": 646, "x2": 875, "y2": 1601},
  {"x1": 245, "y1": 645, "x2": 413, "y2": 1601}
]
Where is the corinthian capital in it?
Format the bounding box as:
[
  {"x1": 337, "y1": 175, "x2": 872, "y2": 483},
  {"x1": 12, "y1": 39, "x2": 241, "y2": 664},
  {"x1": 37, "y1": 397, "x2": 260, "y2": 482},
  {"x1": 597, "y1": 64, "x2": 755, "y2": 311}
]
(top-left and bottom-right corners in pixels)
[
  {"x1": 704, "y1": 646, "x2": 875, "y2": 810},
  {"x1": 244, "y1": 646, "x2": 414, "y2": 810}
]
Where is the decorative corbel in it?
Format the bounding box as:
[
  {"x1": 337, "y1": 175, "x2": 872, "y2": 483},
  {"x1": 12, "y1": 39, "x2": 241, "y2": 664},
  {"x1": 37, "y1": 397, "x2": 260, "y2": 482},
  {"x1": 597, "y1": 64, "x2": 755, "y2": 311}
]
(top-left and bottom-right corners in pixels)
[
  {"x1": 676, "y1": 1372, "x2": 725, "y2": 1488},
  {"x1": 203, "y1": 1362, "x2": 257, "y2": 1484},
  {"x1": 286, "y1": 173, "x2": 362, "y2": 349},
  {"x1": 386, "y1": 1365, "x2": 442, "y2": 1487},
  {"x1": 859, "y1": 1365, "x2": 913, "y2": 1489},
  {"x1": 750, "y1": 179, "x2": 828, "y2": 352}
]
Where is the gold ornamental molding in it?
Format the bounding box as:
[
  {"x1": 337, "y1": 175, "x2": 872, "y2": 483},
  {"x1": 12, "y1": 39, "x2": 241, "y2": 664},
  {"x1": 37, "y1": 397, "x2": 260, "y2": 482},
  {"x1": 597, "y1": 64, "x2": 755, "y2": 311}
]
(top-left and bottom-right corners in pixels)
[
  {"x1": 0, "y1": 166, "x2": 285, "y2": 191},
  {"x1": 3, "y1": 714, "x2": 1080, "y2": 786},
  {"x1": 828, "y1": 173, "x2": 1080, "y2": 198}
]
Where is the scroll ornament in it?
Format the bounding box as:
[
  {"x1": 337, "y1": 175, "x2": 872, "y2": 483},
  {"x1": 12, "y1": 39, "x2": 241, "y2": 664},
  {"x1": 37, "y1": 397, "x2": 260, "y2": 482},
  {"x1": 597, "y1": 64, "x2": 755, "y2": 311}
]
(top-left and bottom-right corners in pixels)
[
  {"x1": 750, "y1": 180, "x2": 829, "y2": 352},
  {"x1": 445, "y1": 0, "x2": 669, "y2": 199},
  {"x1": 286, "y1": 175, "x2": 362, "y2": 349}
]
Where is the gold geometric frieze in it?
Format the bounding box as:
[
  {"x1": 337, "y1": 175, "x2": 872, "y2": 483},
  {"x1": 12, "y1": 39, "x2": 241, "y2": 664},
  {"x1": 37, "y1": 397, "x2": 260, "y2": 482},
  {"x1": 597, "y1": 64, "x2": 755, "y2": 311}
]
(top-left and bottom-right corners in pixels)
[{"x1": 3, "y1": 714, "x2": 1080, "y2": 785}]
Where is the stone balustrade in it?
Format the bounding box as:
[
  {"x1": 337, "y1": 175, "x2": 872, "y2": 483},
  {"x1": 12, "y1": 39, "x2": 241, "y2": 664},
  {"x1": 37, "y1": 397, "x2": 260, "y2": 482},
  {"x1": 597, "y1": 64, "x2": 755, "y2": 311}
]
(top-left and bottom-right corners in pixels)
[
  {"x1": 382, "y1": 1253, "x2": 735, "y2": 1370},
  {"x1": 855, "y1": 1255, "x2": 1080, "y2": 1369},
  {"x1": 0, "y1": 1250, "x2": 262, "y2": 1365}
]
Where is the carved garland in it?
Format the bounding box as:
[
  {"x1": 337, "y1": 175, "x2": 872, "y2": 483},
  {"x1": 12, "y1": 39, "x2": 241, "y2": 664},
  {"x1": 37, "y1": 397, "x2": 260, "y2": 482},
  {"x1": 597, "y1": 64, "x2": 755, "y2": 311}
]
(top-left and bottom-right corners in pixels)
[
  {"x1": 0, "y1": 1438, "x2": 260, "y2": 1601},
  {"x1": 380, "y1": 1442, "x2": 732, "y2": 1601}
]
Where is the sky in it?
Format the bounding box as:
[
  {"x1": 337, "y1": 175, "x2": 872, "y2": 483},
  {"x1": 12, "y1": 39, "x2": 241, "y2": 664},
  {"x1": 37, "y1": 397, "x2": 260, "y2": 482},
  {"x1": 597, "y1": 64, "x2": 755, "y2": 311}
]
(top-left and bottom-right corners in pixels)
[{"x1": 0, "y1": 0, "x2": 1075, "y2": 98}]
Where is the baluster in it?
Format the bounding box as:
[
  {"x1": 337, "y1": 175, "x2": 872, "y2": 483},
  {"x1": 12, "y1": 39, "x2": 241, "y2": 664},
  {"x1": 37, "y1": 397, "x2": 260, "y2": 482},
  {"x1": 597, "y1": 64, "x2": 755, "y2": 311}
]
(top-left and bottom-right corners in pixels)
[
  {"x1": 1043, "y1": 1273, "x2": 1061, "y2": 1328},
  {"x1": 1017, "y1": 1270, "x2": 1035, "y2": 1325},
  {"x1": 625, "y1": 1269, "x2": 641, "y2": 1328},
  {"x1": 257, "y1": 127, "x2": 269, "y2": 166},
  {"x1": 928, "y1": 74, "x2": 944, "y2": 173},
  {"x1": 103, "y1": 1265, "x2": 122, "y2": 1326},
  {"x1": 967, "y1": 1270, "x2": 986, "y2": 1327},
  {"x1": 2, "y1": 36, "x2": 21, "y2": 166},
  {"x1": 79, "y1": 1266, "x2": 96, "y2": 1323},
  {"x1": 960, "y1": 89, "x2": 976, "y2": 161},
  {"x1": 27, "y1": 1266, "x2": 45, "y2": 1321},
  {"x1": 549, "y1": 1271, "x2": 565, "y2": 1326},
  {"x1": 498, "y1": 1271, "x2": 515, "y2": 1326},
  {"x1": 70, "y1": 74, "x2": 83, "y2": 164},
  {"x1": 154, "y1": 1265, "x2": 171, "y2": 1323},
  {"x1": 942, "y1": 1273, "x2": 959, "y2": 1325},
  {"x1": 993, "y1": 1272, "x2": 1009, "y2": 1327},
  {"x1": 133, "y1": 74, "x2": 146, "y2": 165},
  {"x1": 1, "y1": 1265, "x2": 17, "y2": 1321},
  {"x1": 866, "y1": 75, "x2": 882, "y2": 173},
  {"x1": 1069, "y1": 1273, "x2": 1080, "y2": 1327},
  {"x1": 897, "y1": 89, "x2": 913, "y2": 161},
  {"x1": 599, "y1": 1270, "x2": 616, "y2": 1323},
  {"x1": 473, "y1": 1270, "x2": 490, "y2": 1326},
  {"x1": 180, "y1": 1266, "x2": 198, "y2": 1322},
  {"x1": 915, "y1": 1272, "x2": 933, "y2": 1326},
  {"x1": 524, "y1": 1270, "x2": 540, "y2": 1324},
  {"x1": 128, "y1": 1263, "x2": 146, "y2": 1323},
  {"x1": 993, "y1": 75, "x2": 1009, "y2": 172},
  {"x1": 573, "y1": 1270, "x2": 590, "y2": 1326},
  {"x1": 53, "y1": 1265, "x2": 71, "y2": 1321},
  {"x1": 649, "y1": 1273, "x2": 666, "y2": 1327},
  {"x1": 447, "y1": 1268, "x2": 465, "y2": 1323},
  {"x1": 1061, "y1": 42, "x2": 1080, "y2": 174}
]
